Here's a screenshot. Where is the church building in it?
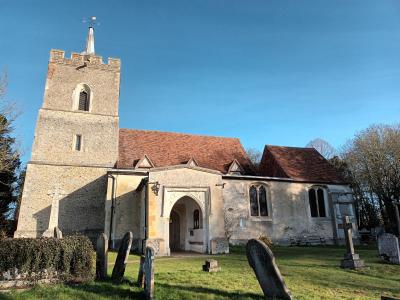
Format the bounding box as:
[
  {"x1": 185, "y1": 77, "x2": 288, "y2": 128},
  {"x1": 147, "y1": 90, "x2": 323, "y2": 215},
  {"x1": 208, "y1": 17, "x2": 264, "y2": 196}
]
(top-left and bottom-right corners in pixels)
[{"x1": 15, "y1": 26, "x2": 357, "y2": 255}]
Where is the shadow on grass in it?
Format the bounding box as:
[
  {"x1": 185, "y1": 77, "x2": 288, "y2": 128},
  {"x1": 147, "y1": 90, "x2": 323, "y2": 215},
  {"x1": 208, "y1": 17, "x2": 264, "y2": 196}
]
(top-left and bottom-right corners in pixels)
[
  {"x1": 66, "y1": 279, "x2": 145, "y2": 299},
  {"x1": 157, "y1": 282, "x2": 264, "y2": 299}
]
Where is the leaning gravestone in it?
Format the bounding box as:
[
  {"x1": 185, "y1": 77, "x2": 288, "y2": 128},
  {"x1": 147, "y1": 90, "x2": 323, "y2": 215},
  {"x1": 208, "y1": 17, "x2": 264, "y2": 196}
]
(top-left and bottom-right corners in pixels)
[
  {"x1": 246, "y1": 239, "x2": 292, "y2": 300},
  {"x1": 96, "y1": 233, "x2": 108, "y2": 279},
  {"x1": 340, "y1": 216, "x2": 365, "y2": 269},
  {"x1": 137, "y1": 255, "x2": 145, "y2": 287},
  {"x1": 378, "y1": 233, "x2": 400, "y2": 265},
  {"x1": 111, "y1": 231, "x2": 133, "y2": 282},
  {"x1": 144, "y1": 246, "x2": 155, "y2": 300}
]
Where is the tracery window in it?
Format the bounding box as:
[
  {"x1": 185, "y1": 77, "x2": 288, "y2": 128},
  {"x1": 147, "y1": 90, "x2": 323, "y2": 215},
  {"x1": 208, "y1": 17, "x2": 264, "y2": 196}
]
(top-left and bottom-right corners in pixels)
[
  {"x1": 193, "y1": 209, "x2": 200, "y2": 229},
  {"x1": 249, "y1": 184, "x2": 269, "y2": 217},
  {"x1": 308, "y1": 187, "x2": 327, "y2": 217}
]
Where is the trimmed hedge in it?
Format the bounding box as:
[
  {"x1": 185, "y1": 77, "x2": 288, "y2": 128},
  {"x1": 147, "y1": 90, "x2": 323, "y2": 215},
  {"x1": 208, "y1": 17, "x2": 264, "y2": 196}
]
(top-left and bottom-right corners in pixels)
[{"x1": 0, "y1": 236, "x2": 94, "y2": 282}]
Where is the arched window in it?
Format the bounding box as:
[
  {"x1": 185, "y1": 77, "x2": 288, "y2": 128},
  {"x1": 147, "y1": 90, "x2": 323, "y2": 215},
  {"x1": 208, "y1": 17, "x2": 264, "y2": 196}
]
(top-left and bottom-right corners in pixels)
[
  {"x1": 309, "y1": 187, "x2": 327, "y2": 217},
  {"x1": 249, "y1": 184, "x2": 269, "y2": 217},
  {"x1": 78, "y1": 90, "x2": 89, "y2": 111},
  {"x1": 73, "y1": 83, "x2": 91, "y2": 112},
  {"x1": 193, "y1": 209, "x2": 200, "y2": 229}
]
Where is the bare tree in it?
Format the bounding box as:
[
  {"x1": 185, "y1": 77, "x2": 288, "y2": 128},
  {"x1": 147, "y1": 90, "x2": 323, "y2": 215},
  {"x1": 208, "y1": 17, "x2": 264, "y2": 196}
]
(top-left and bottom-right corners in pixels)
[
  {"x1": 341, "y1": 124, "x2": 400, "y2": 234},
  {"x1": 306, "y1": 138, "x2": 336, "y2": 159},
  {"x1": 0, "y1": 72, "x2": 20, "y2": 174},
  {"x1": 246, "y1": 147, "x2": 262, "y2": 172}
]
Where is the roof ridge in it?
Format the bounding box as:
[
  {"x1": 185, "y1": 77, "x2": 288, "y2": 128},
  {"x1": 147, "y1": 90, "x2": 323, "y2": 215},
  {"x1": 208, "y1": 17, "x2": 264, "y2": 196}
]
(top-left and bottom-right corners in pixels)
[
  {"x1": 120, "y1": 128, "x2": 241, "y2": 140},
  {"x1": 266, "y1": 144, "x2": 315, "y2": 150}
]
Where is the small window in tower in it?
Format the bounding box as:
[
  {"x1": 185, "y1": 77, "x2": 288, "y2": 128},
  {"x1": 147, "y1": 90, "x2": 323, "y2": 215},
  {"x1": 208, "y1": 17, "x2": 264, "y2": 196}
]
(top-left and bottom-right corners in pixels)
[
  {"x1": 78, "y1": 90, "x2": 89, "y2": 111},
  {"x1": 75, "y1": 134, "x2": 82, "y2": 151}
]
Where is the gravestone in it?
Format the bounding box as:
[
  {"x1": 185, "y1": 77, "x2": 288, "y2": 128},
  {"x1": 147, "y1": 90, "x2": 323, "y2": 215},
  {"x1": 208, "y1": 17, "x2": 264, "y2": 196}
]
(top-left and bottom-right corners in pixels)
[
  {"x1": 246, "y1": 239, "x2": 292, "y2": 300},
  {"x1": 378, "y1": 233, "x2": 400, "y2": 265},
  {"x1": 111, "y1": 231, "x2": 133, "y2": 282},
  {"x1": 340, "y1": 216, "x2": 365, "y2": 269},
  {"x1": 137, "y1": 255, "x2": 145, "y2": 288},
  {"x1": 144, "y1": 246, "x2": 155, "y2": 300},
  {"x1": 96, "y1": 233, "x2": 108, "y2": 279},
  {"x1": 202, "y1": 259, "x2": 221, "y2": 272}
]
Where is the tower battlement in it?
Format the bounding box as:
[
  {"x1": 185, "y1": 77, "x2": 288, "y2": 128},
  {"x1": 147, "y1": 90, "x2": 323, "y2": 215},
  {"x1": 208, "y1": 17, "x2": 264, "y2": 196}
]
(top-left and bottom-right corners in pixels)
[{"x1": 50, "y1": 49, "x2": 120, "y2": 71}]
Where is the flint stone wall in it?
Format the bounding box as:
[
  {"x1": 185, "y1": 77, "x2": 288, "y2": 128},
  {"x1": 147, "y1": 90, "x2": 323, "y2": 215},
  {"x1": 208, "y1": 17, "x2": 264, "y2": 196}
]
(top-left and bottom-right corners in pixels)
[{"x1": 14, "y1": 164, "x2": 107, "y2": 242}]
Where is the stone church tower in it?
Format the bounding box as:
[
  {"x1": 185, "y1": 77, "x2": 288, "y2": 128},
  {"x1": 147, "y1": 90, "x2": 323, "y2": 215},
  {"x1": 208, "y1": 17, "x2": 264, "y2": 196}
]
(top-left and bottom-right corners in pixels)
[{"x1": 15, "y1": 26, "x2": 121, "y2": 240}]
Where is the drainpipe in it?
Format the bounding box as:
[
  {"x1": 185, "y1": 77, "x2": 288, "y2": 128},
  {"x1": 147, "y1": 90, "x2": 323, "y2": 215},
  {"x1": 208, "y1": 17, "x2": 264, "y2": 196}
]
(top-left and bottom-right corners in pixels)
[
  {"x1": 108, "y1": 174, "x2": 117, "y2": 249},
  {"x1": 142, "y1": 178, "x2": 149, "y2": 254}
]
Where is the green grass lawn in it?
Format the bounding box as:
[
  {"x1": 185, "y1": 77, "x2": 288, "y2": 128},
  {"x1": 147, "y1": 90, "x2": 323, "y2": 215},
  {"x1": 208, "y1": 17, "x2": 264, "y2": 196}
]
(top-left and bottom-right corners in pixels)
[{"x1": 1, "y1": 245, "x2": 399, "y2": 299}]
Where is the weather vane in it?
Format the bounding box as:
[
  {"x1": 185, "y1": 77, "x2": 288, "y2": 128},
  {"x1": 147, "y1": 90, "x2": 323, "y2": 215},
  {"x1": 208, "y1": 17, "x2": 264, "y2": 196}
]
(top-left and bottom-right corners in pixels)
[{"x1": 82, "y1": 16, "x2": 100, "y2": 27}]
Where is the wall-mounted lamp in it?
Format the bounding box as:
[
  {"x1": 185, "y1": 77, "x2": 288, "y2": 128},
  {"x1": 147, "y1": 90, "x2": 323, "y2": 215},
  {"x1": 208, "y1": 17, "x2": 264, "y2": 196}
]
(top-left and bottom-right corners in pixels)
[{"x1": 149, "y1": 181, "x2": 160, "y2": 195}]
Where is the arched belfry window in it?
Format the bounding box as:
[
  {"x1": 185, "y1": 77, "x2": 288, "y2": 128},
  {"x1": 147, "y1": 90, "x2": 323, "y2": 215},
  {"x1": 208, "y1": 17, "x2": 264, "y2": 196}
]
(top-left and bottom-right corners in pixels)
[
  {"x1": 309, "y1": 187, "x2": 327, "y2": 217},
  {"x1": 193, "y1": 209, "x2": 200, "y2": 229},
  {"x1": 78, "y1": 90, "x2": 89, "y2": 111},
  {"x1": 249, "y1": 184, "x2": 269, "y2": 217},
  {"x1": 73, "y1": 84, "x2": 91, "y2": 112}
]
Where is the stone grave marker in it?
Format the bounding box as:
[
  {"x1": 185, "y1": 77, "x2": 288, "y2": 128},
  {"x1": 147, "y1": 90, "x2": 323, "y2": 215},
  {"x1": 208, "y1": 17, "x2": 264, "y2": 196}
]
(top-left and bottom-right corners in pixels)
[
  {"x1": 340, "y1": 216, "x2": 365, "y2": 269},
  {"x1": 202, "y1": 259, "x2": 221, "y2": 272},
  {"x1": 137, "y1": 255, "x2": 145, "y2": 288},
  {"x1": 111, "y1": 231, "x2": 133, "y2": 282},
  {"x1": 378, "y1": 233, "x2": 400, "y2": 265},
  {"x1": 246, "y1": 239, "x2": 292, "y2": 300},
  {"x1": 144, "y1": 246, "x2": 155, "y2": 300},
  {"x1": 96, "y1": 233, "x2": 108, "y2": 279}
]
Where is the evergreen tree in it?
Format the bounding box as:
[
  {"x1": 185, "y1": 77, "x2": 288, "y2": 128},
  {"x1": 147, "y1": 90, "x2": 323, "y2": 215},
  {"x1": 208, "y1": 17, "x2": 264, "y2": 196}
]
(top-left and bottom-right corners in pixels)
[{"x1": 0, "y1": 115, "x2": 20, "y2": 237}]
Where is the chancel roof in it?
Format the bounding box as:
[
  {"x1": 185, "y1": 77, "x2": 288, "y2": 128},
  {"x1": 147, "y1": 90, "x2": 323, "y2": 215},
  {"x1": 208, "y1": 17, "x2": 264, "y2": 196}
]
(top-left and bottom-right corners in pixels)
[
  {"x1": 117, "y1": 129, "x2": 255, "y2": 174},
  {"x1": 259, "y1": 145, "x2": 345, "y2": 184}
]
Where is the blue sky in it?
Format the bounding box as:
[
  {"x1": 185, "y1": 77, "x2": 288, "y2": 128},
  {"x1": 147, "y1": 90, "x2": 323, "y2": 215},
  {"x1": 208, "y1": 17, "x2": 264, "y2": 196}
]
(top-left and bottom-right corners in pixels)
[{"x1": 1, "y1": 0, "x2": 400, "y2": 163}]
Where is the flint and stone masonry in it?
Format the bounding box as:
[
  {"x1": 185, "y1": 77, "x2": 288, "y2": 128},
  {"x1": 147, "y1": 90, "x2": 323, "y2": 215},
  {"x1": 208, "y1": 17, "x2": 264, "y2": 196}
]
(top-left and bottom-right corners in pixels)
[{"x1": 15, "y1": 28, "x2": 358, "y2": 255}]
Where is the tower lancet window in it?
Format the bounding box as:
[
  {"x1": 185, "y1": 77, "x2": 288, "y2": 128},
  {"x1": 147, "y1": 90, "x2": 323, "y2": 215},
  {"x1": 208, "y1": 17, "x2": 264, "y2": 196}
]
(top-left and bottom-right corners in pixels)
[
  {"x1": 78, "y1": 90, "x2": 89, "y2": 111},
  {"x1": 74, "y1": 134, "x2": 82, "y2": 151},
  {"x1": 73, "y1": 84, "x2": 92, "y2": 112}
]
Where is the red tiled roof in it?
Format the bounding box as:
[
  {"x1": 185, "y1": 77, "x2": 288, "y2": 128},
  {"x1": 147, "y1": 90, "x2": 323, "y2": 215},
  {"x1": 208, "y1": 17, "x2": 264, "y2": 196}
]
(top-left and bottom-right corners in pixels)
[
  {"x1": 117, "y1": 129, "x2": 254, "y2": 174},
  {"x1": 259, "y1": 145, "x2": 345, "y2": 184}
]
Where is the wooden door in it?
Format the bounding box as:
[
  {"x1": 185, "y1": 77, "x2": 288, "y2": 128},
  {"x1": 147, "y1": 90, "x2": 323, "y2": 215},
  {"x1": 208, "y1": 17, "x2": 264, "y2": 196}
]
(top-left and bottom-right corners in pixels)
[{"x1": 169, "y1": 210, "x2": 180, "y2": 251}]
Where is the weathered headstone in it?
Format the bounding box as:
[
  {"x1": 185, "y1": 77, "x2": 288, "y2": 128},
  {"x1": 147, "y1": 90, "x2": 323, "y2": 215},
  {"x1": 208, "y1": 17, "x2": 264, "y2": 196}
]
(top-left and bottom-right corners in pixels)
[
  {"x1": 340, "y1": 216, "x2": 365, "y2": 269},
  {"x1": 111, "y1": 231, "x2": 133, "y2": 282},
  {"x1": 202, "y1": 259, "x2": 221, "y2": 272},
  {"x1": 246, "y1": 239, "x2": 292, "y2": 300},
  {"x1": 378, "y1": 233, "x2": 400, "y2": 265},
  {"x1": 137, "y1": 255, "x2": 145, "y2": 288},
  {"x1": 144, "y1": 246, "x2": 155, "y2": 300},
  {"x1": 96, "y1": 233, "x2": 108, "y2": 279}
]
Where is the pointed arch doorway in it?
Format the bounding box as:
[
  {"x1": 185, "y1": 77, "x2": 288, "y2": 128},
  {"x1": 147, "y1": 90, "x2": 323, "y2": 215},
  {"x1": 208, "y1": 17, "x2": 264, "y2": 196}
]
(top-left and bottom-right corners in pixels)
[{"x1": 168, "y1": 196, "x2": 204, "y2": 253}]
